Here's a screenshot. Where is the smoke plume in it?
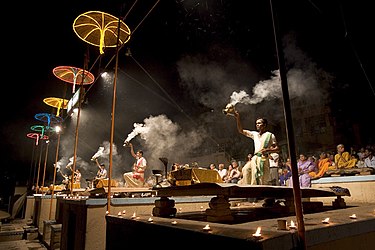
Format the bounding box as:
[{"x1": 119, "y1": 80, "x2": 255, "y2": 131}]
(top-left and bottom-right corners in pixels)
[{"x1": 123, "y1": 114, "x2": 207, "y2": 171}]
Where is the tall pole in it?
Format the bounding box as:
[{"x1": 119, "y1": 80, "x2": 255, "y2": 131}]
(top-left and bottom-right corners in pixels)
[
  {"x1": 70, "y1": 88, "x2": 83, "y2": 195},
  {"x1": 41, "y1": 140, "x2": 50, "y2": 194},
  {"x1": 50, "y1": 132, "x2": 61, "y2": 220},
  {"x1": 269, "y1": 1, "x2": 306, "y2": 249},
  {"x1": 107, "y1": 20, "x2": 122, "y2": 214},
  {"x1": 35, "y1": 141, "x2": 44, "y2": 193},
  {"x1": 28, "y1": 143, "x2": 36, "y2": 192}
]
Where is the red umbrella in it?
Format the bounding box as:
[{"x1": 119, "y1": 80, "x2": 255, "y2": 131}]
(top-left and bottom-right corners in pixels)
[
  {"x1": 27, "y1": 133, "x2": 49, "y2": 145},
  {"x1": 53, "y1": 66, "x2": 95, "y2": 93}
]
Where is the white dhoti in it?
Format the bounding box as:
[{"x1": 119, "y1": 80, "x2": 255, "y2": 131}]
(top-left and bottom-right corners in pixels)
[{"x1": 123, "y1": 172, "x2": 145, "y2": 188}]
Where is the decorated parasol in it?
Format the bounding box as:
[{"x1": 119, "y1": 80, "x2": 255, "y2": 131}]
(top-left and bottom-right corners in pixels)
[
  {"x1": 27, "y1": 132, "x2": 48, "y2": 146},
  {"x1": 73, "y1": 10, "x2": 131, "y2": 54},
  {"x1": 43, "y1": 97, "x2": 69, "y2": 117},
  {"x1": 53, "y1": 66, "x2": 95, "y2": 93},
  {"x1": 30, "y1": 125, "x2": 54, "y2": 138},
  {"x1": 34, "y1": 113, "x2": 63, "y2": 128}
]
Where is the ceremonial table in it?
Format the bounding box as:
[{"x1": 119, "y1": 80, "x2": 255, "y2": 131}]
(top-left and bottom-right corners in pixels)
[{"x1": 170, "y1": 168, "x2": 223, "y2": 186}]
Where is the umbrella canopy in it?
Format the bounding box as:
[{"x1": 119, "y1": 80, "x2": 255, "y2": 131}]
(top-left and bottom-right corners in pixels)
[
  {"x1": 34, "y1": 113, "x2": 63, "y2": 128},
  {"x1": 30, "y1": 125, "x2": 51, "y2": 137},
  {"x1": 27, "y1": 132, "x2": 49, "y2": 145},
  {"x1": 53, "y1": 66, "x2": 95, "y2": 93},
  {"x1": 43, "y1": 97, "x2": 69, "y2": 117},
  {"x1": 73, "y1": 10, "x2": 131, "y2": 54}
]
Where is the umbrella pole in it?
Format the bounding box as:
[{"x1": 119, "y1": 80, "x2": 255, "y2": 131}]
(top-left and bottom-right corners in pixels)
[
  {"x1": 70, "y1": 88, "x2": 83, "y2": 196},
  {"x1": 49, "y1": 133, "x2": 61, "y2": 220},
  {"x1": 107, "y1": 15, "x2": 123, "y2": 213},
  {"x1": 41, "y1": 140, "x2": 50, "y2": 194},
  {"x1": 35, "y1": 141, "x2": 44, "y2": 193},
  {"x1": 269, "y1": 1, "x2": 306, "y2": 248},
  {"x1": 28, "y1": 143, "x2": 36, "y2": 192}
]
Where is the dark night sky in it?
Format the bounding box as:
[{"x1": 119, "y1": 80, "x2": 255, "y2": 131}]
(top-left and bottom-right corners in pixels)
[{"x1": 1, "y1": 0, "x2": 374, "y2": 192}]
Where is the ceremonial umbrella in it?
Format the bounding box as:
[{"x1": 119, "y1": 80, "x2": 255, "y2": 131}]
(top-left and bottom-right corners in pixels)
[
  {"x1": 30, "y1": 125, "x2": 50, "y2": 138},
  {"x1": 73, "y1": 11, "x2": 131, "y2": 212},
  {"x1": 34, "y1": 113, "x2": 64, "y2": 128},
  {"x1": 53, "y1": 66, "x2": 95, "y2": 93},
  {"x1": 73, "y1": 10, "x2": 131, "y2": 54},
  {"x1": 43, "y1": 97, "x2": 69, "y2": 117},
  {"x1": 27, "y1": 132, "x2": 48, "y2": 146}
]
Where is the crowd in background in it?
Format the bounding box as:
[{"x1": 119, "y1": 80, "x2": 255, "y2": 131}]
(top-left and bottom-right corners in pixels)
[{"x1": 195, "y1": 143, "x2": 375, "y2": 188}]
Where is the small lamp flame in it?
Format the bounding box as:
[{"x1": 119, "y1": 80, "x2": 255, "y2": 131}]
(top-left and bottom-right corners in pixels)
[
  {"x1": 322, "y1": 217, "x2": 330, "y2": 224},
  {"x1": 289, "y1": 220, "x2": 297, "y2": 230},
  {"x1": 203, "y1": 224, "x2": 211, "y2": 231},
  {"x1": 252, "y1": 227, "x2": 262, "y2": 238},
  {"x1": 350, "y1": 214, "x2": 357, "y2": 219}
]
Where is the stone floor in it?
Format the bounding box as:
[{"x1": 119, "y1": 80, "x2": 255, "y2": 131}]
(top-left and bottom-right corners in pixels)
[{"x1": 0, "y1": 218, "x2": 47, "y2": 250}]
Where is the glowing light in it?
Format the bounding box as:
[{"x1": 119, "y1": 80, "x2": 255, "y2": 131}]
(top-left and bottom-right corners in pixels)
[
  {"x1": 252, "y1": 227, "x2": 262, "y2": 238},
  {"x1": 171, "y1": 220, "x2": 177, "y2": 225},
  {"x1": 322, "y1": 218, "x2": 330, "y2": 224},
  {"x1": 349, "y1": 214, "x2": 357, "y2": 219},
  {"x1": 203, "y1": 224, "x2": 211, "y2": 231},
  {"x1": 289, "y1": 220, "x2": 297, "y2": 229},
  {"x1": 131, "y1": 212, "x2": 136, "y2": 219},
  {"x1": 55, "y1": 125, "x2": 62, "y2": 133},
  {"x1": 148, "y1": 217, "x2": 153, "y2": 222}
]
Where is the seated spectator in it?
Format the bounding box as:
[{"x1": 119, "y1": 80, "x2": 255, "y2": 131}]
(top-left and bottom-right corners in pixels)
[
  {"x1": 209, "y1": 163, "x2": 218, "y2": 171},
  {"x1": 279, "y1": 166, "x2": 291, "y2": 186},
  {"x1": 364, "y1": 147, "x2": 375, "y2": 169},
  {"x1": 224, "y1": 160, "x2": 241, "y2": 183},
  {"x1": 334, "y1": 144, "x2": 357, "y2": 169},
  {"x1": 289, "y1": 153, "x2": 315, "y2": 188},
  {"x1": 309, "y1": 152, "x2": 332, "y2": 179},
  {"x1": 217, "y1": 163, "x2": 228, "y2": 181}
]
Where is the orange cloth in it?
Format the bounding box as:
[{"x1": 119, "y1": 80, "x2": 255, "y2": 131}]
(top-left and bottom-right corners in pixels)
[
  {"x1": 334, "y1": 152, "x2": 357, "y2": 169},
  {"x1": 309, "y1": 158, "x2": 331, "y2": 179}
]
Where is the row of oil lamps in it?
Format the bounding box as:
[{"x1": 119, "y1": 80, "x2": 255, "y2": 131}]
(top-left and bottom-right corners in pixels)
[{"x1": 111, "y1": 209, "x2": 366, "y2": 240}]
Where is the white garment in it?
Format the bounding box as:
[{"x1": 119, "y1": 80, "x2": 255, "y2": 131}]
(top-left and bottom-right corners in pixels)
[
  {"x1": 242, "y1": 130, "x2": 277, "y2": 185},
  {"x1": 364, "y1": 155, "x2": 375, "y2": 168},
  {"x1": 218, "y1": 168, "x2": 228, "y2": 180}
]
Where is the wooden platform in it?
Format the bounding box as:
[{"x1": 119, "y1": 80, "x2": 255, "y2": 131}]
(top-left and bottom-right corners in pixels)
[
  {"x1": 153, "y1": 182, "x2": 350, "y2": 199},
  {"x1": 103, "y1": 187, "x2": 156, "y2": 194},
  {"x1": 151, "y1": 183, "x2": 351, "y2": 220}
]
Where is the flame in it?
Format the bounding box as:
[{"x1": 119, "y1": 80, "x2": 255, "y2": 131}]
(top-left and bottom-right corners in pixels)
[
  {"x1": 290, "y1": 220, "x2": 296, "y2": 228},
  {"x1": 253, "y1": 227, "x2": 262, "y2": 236},
  {"x1": 322, "y1": 217, "x2": 330, "y2": 224},
  {"x1": 203, "y1": 224, "x2": 210, "y2": 230}
]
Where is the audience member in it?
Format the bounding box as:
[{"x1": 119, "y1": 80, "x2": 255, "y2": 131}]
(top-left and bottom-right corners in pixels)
[
  {"x1": 334, "y1": 144, "x2": 357, "y2": 169},
  {"x1": 217, "y1": 163, "x2": 228, "y2": 181}
]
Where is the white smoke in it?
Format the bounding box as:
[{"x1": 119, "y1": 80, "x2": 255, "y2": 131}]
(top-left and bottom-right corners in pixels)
[
  {"x1": 91, "y1": 141, "x2": 119, "y2": 161},
  {"x1": 228, "y1": 66, "x2": 328, "y2": 107},
  {"x1": 124, "y1": 114, "x2": 207, "y2": 170},
  {"x1": 123, "y1": 123, "x2": 150, "y2": 145},
  {"x1": 91, "y1": 146, "x2": 105, "y2": 160}
]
